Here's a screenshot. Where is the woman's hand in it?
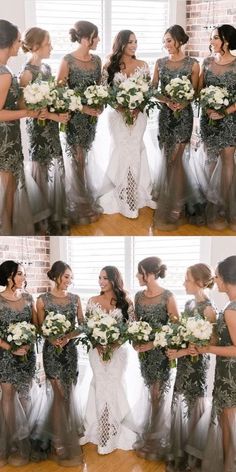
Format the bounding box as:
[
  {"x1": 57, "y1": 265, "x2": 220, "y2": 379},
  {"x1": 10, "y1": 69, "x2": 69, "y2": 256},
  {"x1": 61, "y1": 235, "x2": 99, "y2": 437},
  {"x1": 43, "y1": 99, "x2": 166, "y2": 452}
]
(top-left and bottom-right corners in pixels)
[
  {"x1": 206, "y1": 108, "x2": 225, "y2": 120},
  {"x1": 96, "y1": 344, "x2": 106, "y2": 355},
  {"x1": 133, "y1": 341, "x2": 153, "y2": 352},
  {"x1": 12, "y1": 346, "x2": 29, "y2": 356},
  {"x1": 82, "y1": 105, "x2": 102, "y2": 117},
  {"x1": 27, "y1": 110, "x2": 40, "y2": 119},
  {"x1": 196, "y1": 345, "x2": 209, "y2": 354}
]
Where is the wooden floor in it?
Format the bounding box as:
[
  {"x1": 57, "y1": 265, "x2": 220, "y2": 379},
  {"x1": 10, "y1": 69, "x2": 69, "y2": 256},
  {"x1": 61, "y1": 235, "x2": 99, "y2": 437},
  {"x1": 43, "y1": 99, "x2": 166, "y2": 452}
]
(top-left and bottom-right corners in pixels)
[
  {"x1": 3, "y1": 444, "x2": 165, "y2": 472},
  {"x1": 71, "y1": 207, "x2": 236, "y2": 236}
]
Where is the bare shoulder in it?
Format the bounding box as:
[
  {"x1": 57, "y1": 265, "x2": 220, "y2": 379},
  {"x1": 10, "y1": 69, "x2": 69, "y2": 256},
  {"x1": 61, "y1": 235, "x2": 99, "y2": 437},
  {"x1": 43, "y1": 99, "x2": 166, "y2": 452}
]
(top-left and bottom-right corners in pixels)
[{"x1": 136, "y1": 59, "x2": 148, "y2": 68}]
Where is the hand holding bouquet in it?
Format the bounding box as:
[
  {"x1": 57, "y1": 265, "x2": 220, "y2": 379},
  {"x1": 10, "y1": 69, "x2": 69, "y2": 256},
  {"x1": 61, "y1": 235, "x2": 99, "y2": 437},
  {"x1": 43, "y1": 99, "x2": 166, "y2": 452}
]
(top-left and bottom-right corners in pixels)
[
  {"x1": 165, "y1": 75, "x2": 195, "y2": 118},
  {"x1": 6, "y1": 321, "x2": 37, "y2": 361},
  {"x1": 200, "y1": 85, "x2": 230, "y2": 125},
  {"x1": 49, "y1": 84, "x2": 83, "y2": 132},
  {"x1": 109, "y1": 67, "x2": 154, "y2": 125},
  {"x1": 41, "y1": 311, "x2": 72, "y2": 354},
  {"x1": 83, "y1": 84, "x2": 109, "y2": 123},
  {"x1": 153, "y1": 322, "x2": 187, "y2": 368},
  {"x1": 181, "y1": 314, "x2": 213, "y2": 362},
  {"x1": 23, "y1": 78, "x2": 53, "y2": 126}
]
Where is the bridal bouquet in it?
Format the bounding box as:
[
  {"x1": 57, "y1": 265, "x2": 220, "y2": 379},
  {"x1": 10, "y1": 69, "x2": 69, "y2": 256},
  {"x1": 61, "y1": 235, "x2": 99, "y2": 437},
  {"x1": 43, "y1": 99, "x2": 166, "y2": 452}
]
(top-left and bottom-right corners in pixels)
[
  {"x1": 200, "y1": 85, "x2": 230, "y2": 125},
  {"x1": 78, "y1": 303, "x2": 125, "y2": 361},
  {"x1": 49, "y1": 84, "x2": 83, "y2": 132},
  {"x1": 153, "y1": 322, "x2": 187, "y2": 368},
  {"x1": 181, "y1": 314, "x2": 213, "y2": 362},
  {"x1": 6, "y1": 321, "x2": 37, "y2": 361},
  {"x1": 23, "y1": 78, "x2": 53, "y2": 126},
  {"x1": 108, "y1": 68, "x2": 154, "y2": 125},
  {"x1": 83, "y1": 83, "x2": 109, "y2": 123},
  {"x1": 165, "y1": 75, "x2": 195, "y2": 118},
  {"x1": 41, "y1": 311, "x2": 72, "y2": 354}
]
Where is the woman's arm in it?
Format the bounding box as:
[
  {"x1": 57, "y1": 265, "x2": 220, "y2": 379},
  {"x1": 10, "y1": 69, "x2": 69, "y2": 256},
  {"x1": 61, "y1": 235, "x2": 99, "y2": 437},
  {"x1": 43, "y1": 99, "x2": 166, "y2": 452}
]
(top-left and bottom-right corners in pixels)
[
  {"x1": 0, "y1": 74, "x2": 37, "y2": 121},
  {"x1": 191, "y1": 60, "x2": 200, "y2": 92},
  {"x1": 167, "y1": 295, "x2": 180, "y2": 322},
  {"x1": 36, "y1": 296, "x2": 46, "y2": 326},
  {"x1": 198, "y1": 309, "x2": 236, "y2": 357}
]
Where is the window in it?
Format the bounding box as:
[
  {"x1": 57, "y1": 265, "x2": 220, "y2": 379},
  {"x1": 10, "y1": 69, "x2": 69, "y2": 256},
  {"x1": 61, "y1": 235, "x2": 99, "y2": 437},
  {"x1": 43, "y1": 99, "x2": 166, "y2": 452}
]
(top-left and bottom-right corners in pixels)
[
  {"x1": 62, "y1": 236, "x2": 203, "y2": 310},
  {"x1": 30, "y1": 0, "x2": 170, "y2": 71}
]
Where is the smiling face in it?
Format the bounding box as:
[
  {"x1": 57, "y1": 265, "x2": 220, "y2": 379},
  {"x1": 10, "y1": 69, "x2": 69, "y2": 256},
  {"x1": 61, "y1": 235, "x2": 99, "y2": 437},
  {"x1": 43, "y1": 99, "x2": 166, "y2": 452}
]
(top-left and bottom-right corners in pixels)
[
  {"x1": 210, "y1": 28, "x2": 227, "y2": 54},
  {"x1": 163, "y1": 32, "x2": 179, "y2": 54},
  {"x1": 183, "y1": 269, "x2": 200, "y2": 295},
  {"x1": 99, "y1": 270, "x2": 113, "y2": 292},
  {"x1": 56, "y1": 268, "x2": 73, "y2": 290},
  {"x1": 9, "y1": 264, "x2": 26, "y2": 290},
  {"x1": 214, "y1": 268, "x2": 225, "y2": 293},
  {"x1": 35, "y1": 33, "x2": 52, "y2": 58},
  {"x1": 123, "y1": 33, "x2": 137, "y2": 57}
]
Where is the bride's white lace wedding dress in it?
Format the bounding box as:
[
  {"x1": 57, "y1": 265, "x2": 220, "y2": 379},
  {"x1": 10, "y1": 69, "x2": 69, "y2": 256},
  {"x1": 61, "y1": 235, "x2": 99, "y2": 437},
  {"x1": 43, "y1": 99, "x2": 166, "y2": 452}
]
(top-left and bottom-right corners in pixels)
[
  {"x1": 80, "y1": 301, "x2": 149, "y2": 454},
  {"x1": 87, "y1": 68, "x2": 156, "y2": 219}
]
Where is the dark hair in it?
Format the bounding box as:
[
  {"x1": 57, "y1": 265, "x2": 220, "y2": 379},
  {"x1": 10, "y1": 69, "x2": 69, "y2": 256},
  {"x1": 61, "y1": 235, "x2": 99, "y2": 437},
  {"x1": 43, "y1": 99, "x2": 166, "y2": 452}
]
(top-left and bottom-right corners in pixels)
[
  {"x1": 101, "y1": 266, "x2": 129, "y2": 321},
  {"x1": 107, "y1": 30, "x2": 136, "y2": 84},
  {"x1": 69, "y1": 20, "x2": 98, "y2": 46},
  {"x1": 164, "y1": 24, "x2": 189, "y2": 47},
  {"x1": 21, "y1": 27, "x2": 48, "y2": 53},
  {"x1": 214, "y1": 24, "x2": 236, "y2": 53},
  {"x1": 47, "y1": 261, "x2": 72, "y2": 284},
  {"x1": 138, "y1": 257, "x2": 167, "y2": 279},
  {"x1": 0, "y1": 19, "x2": 18, "y2": 49},
  {"x1": 0, "y1": 260, "x2": 21, "y2": 288},
  {"x1": 217, "y1": 256, "x2": 236, "y2": 285},
  {"x1": 188, "y1": 263, "x2": 215, "y2": 289}
]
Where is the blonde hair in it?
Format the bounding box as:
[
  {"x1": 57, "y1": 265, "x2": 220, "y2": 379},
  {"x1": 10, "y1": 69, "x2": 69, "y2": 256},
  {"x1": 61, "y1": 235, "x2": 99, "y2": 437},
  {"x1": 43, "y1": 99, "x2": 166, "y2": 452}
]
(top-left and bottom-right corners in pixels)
[
  {"x1": 188, "y1": 263, "x2": 215, "y2": 289},
  {"x1": 21, "y1": 27, "x2": 48, "y2": 53}
]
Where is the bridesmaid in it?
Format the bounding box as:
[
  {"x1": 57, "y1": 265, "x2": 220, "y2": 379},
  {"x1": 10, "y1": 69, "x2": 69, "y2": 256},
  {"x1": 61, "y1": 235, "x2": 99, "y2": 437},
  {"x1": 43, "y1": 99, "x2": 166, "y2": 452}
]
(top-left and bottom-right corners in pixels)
[
  {"x1": 57, "y1": 20, "x2": 102, "y2": 225},
  {"x1": 20, "y1": 27, "x2": 70, "y2": 235},
  {"x1": 81, "y1": 266, "x2": 138, "y2": 454},
  {"x1": 35, "y1": 261, "x2": 84, "y2": 466},
  {"x1": 0, "y1": 260, "x2": 37, "y2": 466},
  {"x1": 97, "y1": 30, "x2": 156, "y2": 218},
  {"x1": 198, "y1": 24, "x2": 236, "y2": 231},
  {"x1": 197, "y1": 255, "x2": 236, "y2": 472},
  {"x1": 0, "y1": 19, "x2": 38, "y2": 235},
  {"x1": 152, "y1": 24, "x2": 200, "y2": 230},
  {"x1": 134, "y1": 257, "x2": 179, "y2": 460},
  {"x1": 166, "y1": 263, "x2": 217, "y2": 472}
]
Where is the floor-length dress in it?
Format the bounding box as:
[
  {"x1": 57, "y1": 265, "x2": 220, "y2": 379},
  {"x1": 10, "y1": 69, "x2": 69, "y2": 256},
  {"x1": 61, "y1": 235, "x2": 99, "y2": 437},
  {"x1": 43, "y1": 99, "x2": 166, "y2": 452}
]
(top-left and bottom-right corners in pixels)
[
  {"x1": 0, "y1": 65, "x2": 35, "y2": 235},
  {"x1": 23, "y1": 62, "x2": 69, "y2": 234},
  {"x1": 201, "y1": 300, "x2": 236, "y2": 472},
  {"x1": 0, "y1": 292, "x2": 36, "y2": 463},
  {"x1": 199, "y1": 57, "x2": 236, "y2": 227},
  {"x1": 81, "y1": 301, "x2": 146, "y2": 454},
  {"x1": 97, "y1": 68, "x2": 156, "y2": 219},
  {"x1": 33, "y1": 292, "x2": 83, "y2": 465},
  {"x1": 153, "y1": 56, "x2": 201, "y2": 227},
  {"x1": 63, "y1": 53, "x2": 102, "y2": 224},
  {"x1": 134, "y1": 290, "x2": 174, "y2": 460},
  {"x1": 168, "y1": 298, "x2": 215, "y2": 471}
]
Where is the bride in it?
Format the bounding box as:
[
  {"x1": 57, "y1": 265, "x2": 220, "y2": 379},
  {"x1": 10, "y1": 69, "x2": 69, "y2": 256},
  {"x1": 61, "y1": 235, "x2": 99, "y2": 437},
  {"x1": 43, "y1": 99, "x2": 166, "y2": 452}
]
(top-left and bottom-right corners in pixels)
[
  {"x1": 91, "y1": 30, "x2": 156, "y2": 218},
  {"x1": 81, "y1": 266, "x2": 148, "y2": 454}
]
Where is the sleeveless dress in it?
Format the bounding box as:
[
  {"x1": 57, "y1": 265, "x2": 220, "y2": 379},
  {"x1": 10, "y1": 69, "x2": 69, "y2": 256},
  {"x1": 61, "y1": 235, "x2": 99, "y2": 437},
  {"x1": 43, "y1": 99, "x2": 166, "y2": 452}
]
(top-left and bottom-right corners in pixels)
[
  {"x1": 201, "y1": 300, "x2": 236, "y2": 472},
  {"x1": 23, "y1": 62, "x2": 69, "y2": 234},
  {"x1": 134, "y1": 289, "x2": 174, "y2": 460},
  {"x1": 0, "y1": 65, "x2": 34, "y2": 235},
  {"x1": 81, "y1": 300, "x2": 146, "y2": 454},
  {"x1": 96, "y1": 68, "x2": 156, "y2": 219},
  {"x1": 168, "y1": 298, "x2": 215, "y2": 471},
  {"x1": 199, "y1": 57, "x2": 236, "y2": 227},
  {"x1": 0, "y1": 292, "x2": 36, "y2": 462},
  {"x1": 63, "y1": 53, "x2": 102, "y2": 224},
  {"x1": 152, "y1": 56, "x2": 201, "y2": 227},
  {"x1": 32, "y1": 292, "x2": 83, "y2": 464}
]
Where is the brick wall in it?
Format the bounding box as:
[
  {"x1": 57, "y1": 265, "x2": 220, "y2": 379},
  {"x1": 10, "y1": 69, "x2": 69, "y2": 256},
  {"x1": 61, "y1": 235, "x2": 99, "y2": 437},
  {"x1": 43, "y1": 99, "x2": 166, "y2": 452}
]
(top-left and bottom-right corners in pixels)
[
  {"x1": 186, "y1": 0, "x2": 236, "y2": 57},
  {"x1": 0, "y1": 237, "x2": 50, "y2": 294}
]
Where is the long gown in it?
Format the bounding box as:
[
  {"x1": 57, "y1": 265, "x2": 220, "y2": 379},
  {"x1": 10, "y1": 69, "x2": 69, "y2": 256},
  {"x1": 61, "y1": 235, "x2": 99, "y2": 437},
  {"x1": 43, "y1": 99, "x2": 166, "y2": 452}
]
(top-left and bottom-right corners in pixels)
[
  {"x1": 81, "y1": 300, "x2": 147, "y2": 454},
  {"x1": 0, "y1": 65, "x2": 35, "y2": 235},
  {"x1": 201, "y1": 300, "x2": 236, "y2": 472},
  {"x1": 199, "y1": 57, "x2": 236, "y2": 227},
  {"x1": 152, "y1": 56, "x2": 202, "y2": 227},
  {"x1": 63, "y1": 53, "x2": 103, "y2": 224},
  {"x1": 134, "y1": 289, "x2": 174, "y2": 460},
  {"x1": 0, "y1": 292, "x2": 36, "y2": 463},
  {"x1": 32, "y1": 292, "x2": 83, "y2": 465},
  {"x1": 23, "y1": 62, "x2": 69, "y2": 234},
  {"x1": 168, "y1": 298, "x2": 215, "y2": 471},
  {"x1": 96, "y1": 68, "x2": 156, "y2": 219}
]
